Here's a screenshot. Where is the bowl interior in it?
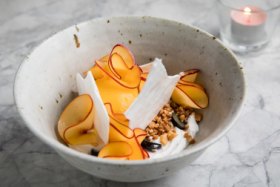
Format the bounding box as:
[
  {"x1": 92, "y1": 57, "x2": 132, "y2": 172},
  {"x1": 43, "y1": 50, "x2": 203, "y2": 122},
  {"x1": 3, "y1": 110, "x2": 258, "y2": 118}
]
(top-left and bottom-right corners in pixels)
[{"x1": 15, "y1": 17, "x2": 244, "y2": 161}]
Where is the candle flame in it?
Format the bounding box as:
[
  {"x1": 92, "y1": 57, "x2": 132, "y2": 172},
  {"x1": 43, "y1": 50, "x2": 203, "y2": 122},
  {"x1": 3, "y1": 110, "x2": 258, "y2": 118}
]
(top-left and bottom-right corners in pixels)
[{"x1": 244, "y1": 7, "x2": 252, "y2": 15}]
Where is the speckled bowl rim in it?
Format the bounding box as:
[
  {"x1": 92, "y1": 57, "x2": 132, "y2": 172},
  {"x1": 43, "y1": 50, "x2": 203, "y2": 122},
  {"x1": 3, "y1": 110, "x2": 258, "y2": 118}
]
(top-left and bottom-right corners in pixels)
[{"x1": 14, "y1": 16, "x2": 246, "y2": 166}]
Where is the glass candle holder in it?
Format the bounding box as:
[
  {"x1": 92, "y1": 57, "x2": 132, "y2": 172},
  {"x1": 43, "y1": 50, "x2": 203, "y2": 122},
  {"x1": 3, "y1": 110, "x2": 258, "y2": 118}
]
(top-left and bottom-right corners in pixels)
[{"x1": 217, "y1": 0, "x2": 280, "y2": 53}]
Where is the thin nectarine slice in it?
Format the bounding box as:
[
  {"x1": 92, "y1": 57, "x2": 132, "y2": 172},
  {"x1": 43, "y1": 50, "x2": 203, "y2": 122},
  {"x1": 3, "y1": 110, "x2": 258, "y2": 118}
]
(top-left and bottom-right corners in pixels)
[
  {"x1": 90, "y1": 55, "x2": 109, "y2": 80},
  {"x1": 90, "y1": 65, "x2": 104, "y2": 80},
  {"x1": 130, "y1": 136, "x2": 148, "y2": 160},
  {"x1": 57, "y1": 95, "x2": 101, "y2": 146},
  {"x1": 134, "y1": 128, "x2": 147, "y2": 143},
  {"x1": 172, "y1": 87, "x2": 200, "y2": 108},
  {"x1": 177, "y1": 81, "x2": 204, "y2": 90},
  {"x1": 138, "y1": 73, "x2": 148, "y2": 92},
  {"x1": 108, "y1": 122, "x2": 146, "y2": 160},
  {"x1": 104, "y1": 103, "x2": 146, "y2": 160},
  {"x1": 109, "y1": 119, "x2": 147, "y2": 160},
  {"x1": 109, "y1": 53, "x2": 130, "y2": 78},
  {"x1": 109, "y1": 53, "x2": 141, "y2": 87},
  {"x1": 172, "y1": 85, "x2": 208, "y2": 109},
  {"x1": 98, "y1": 141, "x2": 133, "y2": 158},
  {"x1": 95, "y1": 60, "x2": 140, "y2": 89},
  {"x1": 100, "y1": 54, "x2": 109, "y2": 63},
  {"x1": 65, "y1": 129, "x2": 100, "y2": 146},
  {"x1": 110, "y1": 44, "x2": 135, "y2": 68},
  {"x1": 109, "y1": 117, "x2": 134, "y2": 141},
  {"x1": 140, "y1": 72, "x2": 148, "y2": 81},
  {"x1": 95, "y1": 44, "x2": 140, "y2": 89},
  {"x1": 138, "y1": 79, "x2": 145, "y2": 93},
  {"x1": 180, "y1": 69, "x2": 199, "y2": 83},
  {"x1": 57, "y1": 94, "x2": 93, "y2": 135},
  {"x1": 143, "y1": 149, "x2": 149, "y2": 159},
  {"x1": 104, "y1": 103, "x2": 134, "y2": 141},
  {"x1": 104, "y1": 102, "x2": 129, "y2": 123}
]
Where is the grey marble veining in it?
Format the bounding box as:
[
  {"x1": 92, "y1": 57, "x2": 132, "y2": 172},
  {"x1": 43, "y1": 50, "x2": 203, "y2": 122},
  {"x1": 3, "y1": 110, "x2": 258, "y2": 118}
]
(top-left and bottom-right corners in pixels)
[{"x1": 0, "y1": 0, "x2": 280, "y2": 186}]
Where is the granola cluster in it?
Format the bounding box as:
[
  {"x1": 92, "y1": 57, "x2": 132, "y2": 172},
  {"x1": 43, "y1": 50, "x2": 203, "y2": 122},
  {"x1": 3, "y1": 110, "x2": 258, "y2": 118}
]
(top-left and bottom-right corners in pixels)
[
  {"x1": 145, "y1": 103, "x2": 176, "y2": 145},
  {"x1": 145, "y1": 100, "x2": 202, "y2": 146},
  {"x1": 171, "y1": 100, "x2": 202, "y2": 123}
]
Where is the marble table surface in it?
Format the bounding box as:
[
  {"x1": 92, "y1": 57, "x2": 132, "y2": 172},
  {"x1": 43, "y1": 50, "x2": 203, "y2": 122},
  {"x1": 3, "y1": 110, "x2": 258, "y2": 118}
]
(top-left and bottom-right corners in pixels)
[{"x1": 1, "y1": 0, "x2": 280, "y2": 186}]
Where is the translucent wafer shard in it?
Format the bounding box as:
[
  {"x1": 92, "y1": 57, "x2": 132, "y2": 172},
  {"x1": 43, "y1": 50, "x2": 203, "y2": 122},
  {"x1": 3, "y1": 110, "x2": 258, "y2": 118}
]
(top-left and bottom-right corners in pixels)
[
  {"x1": 125, "y1": 58, "x2": 180, "y2": 129},
  {"x1": 140, "y1": 62, "x2": 152, "y2": 73},
  {"x1": 76, "y1": 71, "x2": 109, "y2": 146}
]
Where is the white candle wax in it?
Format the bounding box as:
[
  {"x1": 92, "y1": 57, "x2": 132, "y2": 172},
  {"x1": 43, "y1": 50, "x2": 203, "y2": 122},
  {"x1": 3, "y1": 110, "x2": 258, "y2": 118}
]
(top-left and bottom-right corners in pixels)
[{"x1": 231, "y1": 6, "x2": 267, "y2": 44}]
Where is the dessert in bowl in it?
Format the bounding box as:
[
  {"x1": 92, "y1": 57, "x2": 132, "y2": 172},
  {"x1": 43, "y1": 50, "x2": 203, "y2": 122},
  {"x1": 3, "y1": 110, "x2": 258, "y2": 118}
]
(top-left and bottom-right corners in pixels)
[
  {"x1": 58, "y1": 43, "x2": 208, "y2": 160},
  {"x1": 14, "y1": 16, "x2": 245, "y2": 182}
]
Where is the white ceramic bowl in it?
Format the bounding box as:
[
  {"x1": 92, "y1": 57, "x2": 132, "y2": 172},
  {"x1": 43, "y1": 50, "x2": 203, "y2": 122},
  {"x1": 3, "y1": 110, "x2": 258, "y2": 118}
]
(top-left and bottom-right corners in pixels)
[{"x1": 14, "y1": 16, "x2": 245, "y2": 182}]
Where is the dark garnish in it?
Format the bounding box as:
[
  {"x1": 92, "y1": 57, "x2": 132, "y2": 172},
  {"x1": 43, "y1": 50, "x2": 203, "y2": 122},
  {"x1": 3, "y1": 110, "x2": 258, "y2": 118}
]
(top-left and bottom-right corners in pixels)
[
  {"x1": 171, "y1": 113, "x2": 185, "y2": 130},
  {"x1": 141, "y1": 139, "x2": 161, "y2": 152},
  {"x1": 90, "y1": 149, "x2": 99, "y2": 156}
]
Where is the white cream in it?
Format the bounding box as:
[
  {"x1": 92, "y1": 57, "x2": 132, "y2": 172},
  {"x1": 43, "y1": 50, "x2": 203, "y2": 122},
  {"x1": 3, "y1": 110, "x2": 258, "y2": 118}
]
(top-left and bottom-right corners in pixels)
[{"x1": 148, "y1": 113, "x2": 199, "y2": 159}]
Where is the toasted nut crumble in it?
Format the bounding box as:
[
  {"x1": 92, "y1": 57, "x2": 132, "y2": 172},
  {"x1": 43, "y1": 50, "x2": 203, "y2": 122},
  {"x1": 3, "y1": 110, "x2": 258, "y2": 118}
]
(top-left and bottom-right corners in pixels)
[
  {"x1": 179, "y1": 114, "x2": 185, "y2": 122},
  {"x1": 145, "y1": 100, "x2": 202, "y2": 146},
  {"x1": 160, "y1": 133, "x2": 168, "y2": 145},
  {"x1": 167, "y1": 131, "x2": 177, "y2": 141},
  {"x1": 146, "y1": 103, "x2": 176, "y2": 141}
]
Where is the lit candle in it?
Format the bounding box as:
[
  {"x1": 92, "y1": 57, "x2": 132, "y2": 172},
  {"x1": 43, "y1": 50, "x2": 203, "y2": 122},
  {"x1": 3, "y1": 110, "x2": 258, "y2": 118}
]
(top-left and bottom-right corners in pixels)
[{"x1": 231, "y1": 6, "x2": 267, "y2": 44}]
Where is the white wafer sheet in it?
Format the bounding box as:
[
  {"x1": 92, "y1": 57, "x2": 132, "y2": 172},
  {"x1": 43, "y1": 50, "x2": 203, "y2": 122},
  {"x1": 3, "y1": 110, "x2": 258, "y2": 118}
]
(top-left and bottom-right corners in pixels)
[
  {"x1": 76, "y1": 72, "x2": 110, "y2": 148},
  {"x1": 125, "y1": 58, "x2": 180, "y2": 129}
]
